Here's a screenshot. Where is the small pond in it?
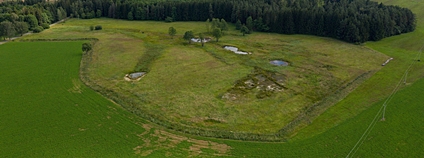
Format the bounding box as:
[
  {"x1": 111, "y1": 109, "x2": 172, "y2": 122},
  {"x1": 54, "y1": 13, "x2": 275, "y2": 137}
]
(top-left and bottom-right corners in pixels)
[
  {"x1": 191, "y1": 38, "x2": 211, "y2": 43},
  {"x1": 223, "y1": 46, "x2": 249, "y2": 55},
  {"x1": 128, "y1": 72, "x2": 146, "y2": 79},
  {"x1": 269, "y1": 60, "x2": 289, "y2": 66}
]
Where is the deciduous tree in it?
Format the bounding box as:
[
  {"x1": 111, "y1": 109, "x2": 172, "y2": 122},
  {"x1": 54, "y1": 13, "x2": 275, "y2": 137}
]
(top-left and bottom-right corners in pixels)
[
  {"x1": 199, "y1": 33, "x2": 205, "y2": 47},
  {"x1": 168, "y1": 27, "x2": 176, "y2": 38},
  {"x1": 82, "y1": 43, "x2": 92, "y2": 52},
  {"x1": 0, "y1": 21, "x2": 16, "y2": 40},
  {"x1": 24, "y1": 15, "x2": 38, "y2": 30},
  {"x1": 246, "y1": 16, "x2": 253, "y2": 33},
  {"x1": 212, "y1": 28, "x2": 222, "y2": 42},
  {"x1": 14, "y1": 22, "x2": 29, "y2": 36},
  {"x1": 220, "y1": 19, "x2": 228, "y2": 31},
  {"x1": 183, "y1": 30, "x2": 194, "y2": 44}
]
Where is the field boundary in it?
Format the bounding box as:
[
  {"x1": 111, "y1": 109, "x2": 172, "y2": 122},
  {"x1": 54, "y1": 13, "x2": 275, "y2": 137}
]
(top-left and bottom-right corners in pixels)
[
  {"x1": 346, "y1": 43, "x2": 424, "y2": 157},
  {"x1": 17, "y1": 38, "x2": 381, "y2": 141},
  {"x1": 77, "y1": 39, "x2": 290, "y2": 142},
  {"x1": 77, "y1": 38, "x2": 379, "y2": 141},
  {"x1": 277, "y1": 71, "x2": 376, "y2": 137}
]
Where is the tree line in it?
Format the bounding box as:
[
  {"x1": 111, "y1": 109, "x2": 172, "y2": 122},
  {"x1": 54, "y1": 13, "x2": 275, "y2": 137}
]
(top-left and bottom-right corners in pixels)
[
  {"x1": 0, "y1": 1, "x2": 67, "y2": 39},
  {"x1": 1, "y1": 0, "x2": 416, "y2": 43}
]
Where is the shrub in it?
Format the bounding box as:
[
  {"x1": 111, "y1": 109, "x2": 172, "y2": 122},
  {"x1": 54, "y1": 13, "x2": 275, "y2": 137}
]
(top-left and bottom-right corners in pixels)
[
  {"x1": 32, "y1": 26, "x2": 44, "y2": 33},
  {"x1": 89, "y1": 25, "x2": 94, "y2": 31},
  {"x1": 82, "y1": 42, "x2": 92, "y2": 52},
  {"x1": 94, "y1": 25, "x2": 102, "y2": 30},
  {"x1": 165, "y1": 16, "x2": 173, "y2": 23},
  {"x1": 41, "y1": 23, "x2": 50, "y2": 29}
]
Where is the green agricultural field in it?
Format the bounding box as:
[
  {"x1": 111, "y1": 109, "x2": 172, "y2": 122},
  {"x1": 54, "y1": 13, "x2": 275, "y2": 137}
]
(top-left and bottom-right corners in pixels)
[
  {"x1": 226, "y1": 77, "x2": 424, "y2": 157},
  {"x1": 1, "y1": 0, "x2": 423, "y2": 156},
  {"x1": 24, "y1": 18, "x2": 389, "y2": 139},
  {"x1": 1, "y1": 41, "x2": 422, "y2": 157},
  {"x1": 0, "y1": 42, "x2": 231, "y2": 157},
  {"x1": 292, "y1": 0, "x2": 424, "y2": 140}
]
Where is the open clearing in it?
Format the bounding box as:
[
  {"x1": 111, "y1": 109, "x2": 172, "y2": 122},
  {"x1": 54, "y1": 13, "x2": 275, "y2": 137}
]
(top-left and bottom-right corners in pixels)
[
  {"x1": 25, "y1": 18, "x2": 388, "y2": 138},
  {"x1": 1, "y1": 0, "x2": 423, "y2": 156}
]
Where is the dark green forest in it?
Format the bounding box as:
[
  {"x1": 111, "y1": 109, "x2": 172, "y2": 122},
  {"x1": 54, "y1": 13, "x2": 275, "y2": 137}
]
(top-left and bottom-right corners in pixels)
[
  {"x1": 0, "y1": 0, "x2": 416, "y2": 43},
  {"x1": 0, "y1": 1, "x2": 67, "y2": 39}
]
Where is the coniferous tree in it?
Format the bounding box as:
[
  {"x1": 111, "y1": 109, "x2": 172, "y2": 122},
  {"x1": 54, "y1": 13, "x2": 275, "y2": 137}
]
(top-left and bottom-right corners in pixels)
[
  {"x1": 240, "y1": 25, "x2": 249, "y2": 36},
  {"x1": 235, "y1": 19, "x2": 242, "y2": 30},
  {"x1": 208, "y1": 3, "x2": 213, "y2": 20},
  {"x1": 211, "y1": 18, "x2": 220, "y2": 30},
  {"x1": 205, "y1": 18, "x2": 211, "y2": 33},
  {"x1": 171, "y1": 7, "x2": 177, "y2": 21},
  {"x1": 96, "y1": 9, "x2": 102, "y2": 18},
  {"x1": 128, "y1": 11, "x2": 134, "y2": 20},
  {"x1": 220, "y1": 18, "x2": 228, "y2": 31},
  {"x1": 246, "y1": 16, "x2": 253, "y2": 33},
  {"x1": 2, "y1": 0, "x2": 413, "y2": 44}
]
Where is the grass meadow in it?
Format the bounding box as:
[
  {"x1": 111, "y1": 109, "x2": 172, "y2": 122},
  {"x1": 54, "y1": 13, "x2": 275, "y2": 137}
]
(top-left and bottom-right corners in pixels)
[
  {"x1": 24, "y1": 18, "x2": 388, "y2": 137},
  {"x1": 1, "y1": 42, "x2": 422, "y2": 157},
  {"x1": 1, "y1": 0, "x2": 423, "y2": 156}
]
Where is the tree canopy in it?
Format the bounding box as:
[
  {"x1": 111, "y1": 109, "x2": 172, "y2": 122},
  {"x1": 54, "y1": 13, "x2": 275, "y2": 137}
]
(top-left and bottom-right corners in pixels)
[
  {"x1": 183, "y1": 31, "x2": 194, "y2": 44},
  {"x1": 0, "y1": 0, "x2": 416, "y2": 43},
  {"x1": 0, "y1": 21, "x2": 15, "y2": 40},
  {"x1": 14, "y1": 21, "x2": 29, "y2": 36},
  {"x1": 235, "y1": 20, "x2": 242, "y2": 30},
  {"x1": 241, "y1": 25, "x2": 249, "y2": 36},
  {"x1": 0, "y1": 1, "x2": 62, "y2": 39}
]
